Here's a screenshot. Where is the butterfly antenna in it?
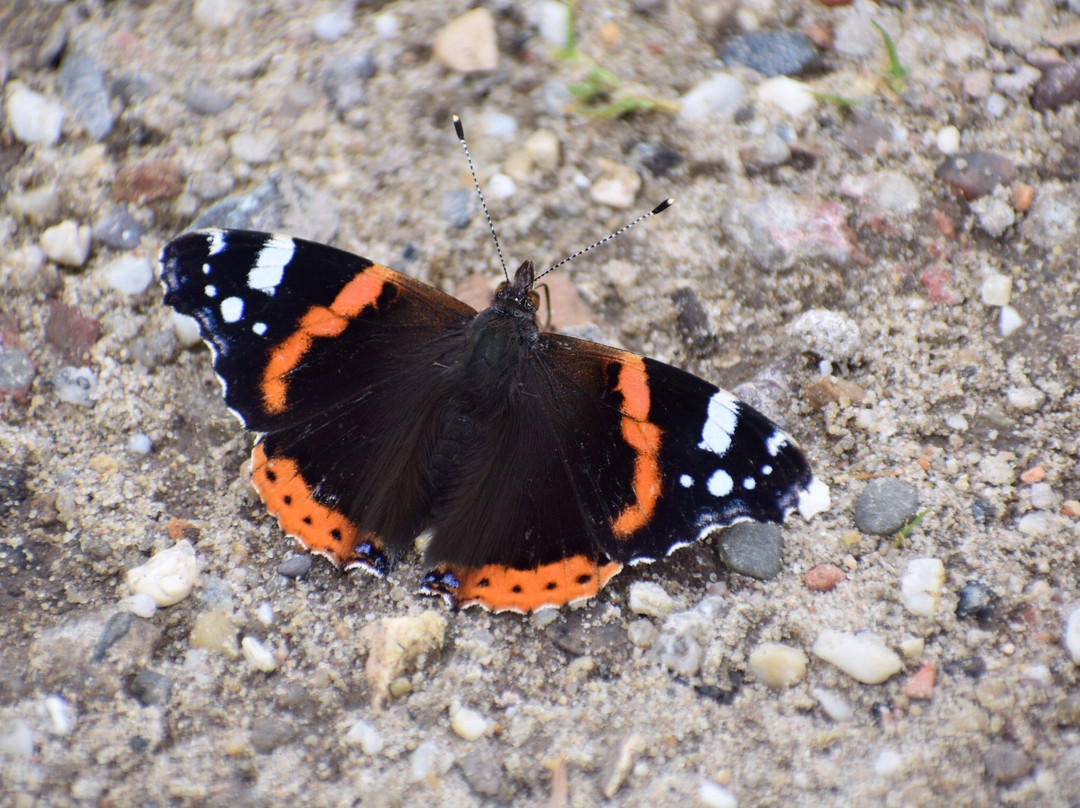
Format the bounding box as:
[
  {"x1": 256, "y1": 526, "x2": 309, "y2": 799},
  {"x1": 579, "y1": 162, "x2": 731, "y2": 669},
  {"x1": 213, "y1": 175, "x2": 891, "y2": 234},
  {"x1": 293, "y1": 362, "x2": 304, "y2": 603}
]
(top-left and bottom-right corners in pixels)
[
  {"x1": 533, "y1": 198, "x2": 675, "y2": 284},
  {"x1": 454, "y1": 115, "x2": 510, "y2": 283}
]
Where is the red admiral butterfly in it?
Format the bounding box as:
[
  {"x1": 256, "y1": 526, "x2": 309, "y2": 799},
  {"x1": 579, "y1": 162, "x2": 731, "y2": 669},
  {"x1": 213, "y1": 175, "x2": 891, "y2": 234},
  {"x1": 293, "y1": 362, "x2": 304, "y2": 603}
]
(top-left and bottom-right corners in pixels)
[{"x1": 161, "y1": 119, "x2": 828, "y2": 613}]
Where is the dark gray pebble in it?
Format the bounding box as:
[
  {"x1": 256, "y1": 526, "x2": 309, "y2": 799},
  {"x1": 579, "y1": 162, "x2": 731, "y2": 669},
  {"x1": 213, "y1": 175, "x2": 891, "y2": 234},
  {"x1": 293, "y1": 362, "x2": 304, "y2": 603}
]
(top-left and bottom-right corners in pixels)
[
  {"x1": 130, "y1": 330, "x2": 179, "y2": 370},
  {"x1": 0, "y1": 348, "x2": 35, "y2": 396},
  {"x1": 457, "y1": 748, "x2": 505, "y2": 798},
  {"x1": 956, "y1": 581, "x2": 996, "y2": 624},
  {"x1": 249, "y1": 716, "x2": 296, "y2": 754},
  {"x1": 633, "y1": 141, "x2": 684, "y2": 177},
  {"x1": 94, "y1": 206, "x2": 146, "y2": 250},
  {"x1": 716, "y1": 521, "x2": 783, "y2": 580},
  {"x1": 191, "y1": 179, "x2": 286, "y2": 232},
  {"x1": 59, "y1": 51, "x2": 115, "y2": 140},
  {"x1": 1031, "y1": 59, "x2": 1080, "y2": 112},
  {"x1": 854, "y1": 478, "x2": 919, "y2": 535},
  {"x1": 0, "y1": 463, "x2": 29, "y2": 512},
  {"x1": 721, "y1": 30, "x2": 819, "y2": 77},
  {"x1": 984, "y1": 742, "x2": 1033, "y2": 785},
  {"x1": 130, "y1": 669, "x2": 174, "y2": 706},
  {"x1": 277, "y1": 554, "x2": 313, "y2": 578},
  {"x1": 441, "y1": 189, "x2": 473, "y2": 229},
  {"x1": 90, "y1": 612, "x2": 133, "y2": 664},
  {"x1": 183, "y1": 83, "x2": 233, "y2": 116},
  {"x1": 671, "y1": 287, "x2": 715, "y2": 355},
  {"x1": 934, "y1": 151, "x2": 1017, "y2": 201}
]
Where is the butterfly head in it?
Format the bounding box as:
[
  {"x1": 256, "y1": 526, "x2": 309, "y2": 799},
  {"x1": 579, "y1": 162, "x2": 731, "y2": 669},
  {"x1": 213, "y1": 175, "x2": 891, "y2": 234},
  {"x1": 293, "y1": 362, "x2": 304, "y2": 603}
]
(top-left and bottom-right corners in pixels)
[{"x1": 494, "y1": 260, "x2": 541, "y2": 314}]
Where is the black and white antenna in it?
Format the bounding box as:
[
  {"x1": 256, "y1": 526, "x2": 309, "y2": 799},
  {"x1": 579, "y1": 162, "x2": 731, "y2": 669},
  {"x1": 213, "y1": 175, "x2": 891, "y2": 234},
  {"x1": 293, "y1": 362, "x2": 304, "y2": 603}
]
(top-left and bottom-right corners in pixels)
[{"x1": 453, "y1": 114, "x2": 673, "y2": 287}]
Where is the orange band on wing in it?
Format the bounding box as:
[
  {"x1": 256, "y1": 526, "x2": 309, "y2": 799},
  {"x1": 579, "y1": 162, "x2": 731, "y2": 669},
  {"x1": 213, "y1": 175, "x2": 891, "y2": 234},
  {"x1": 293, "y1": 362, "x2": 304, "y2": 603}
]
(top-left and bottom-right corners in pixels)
[
  {"x1": 260, "y1": 270, "x2": 389, "y2": 414},
  {"x1": 252, "y1": 441, "x2": 364, "y2": 563},
  {"x1": 611, "y1": 358, "x2": 663, "y2": 539},
  {"x1": 451, "y1": 555, "x2": 623, "y2": 613}
]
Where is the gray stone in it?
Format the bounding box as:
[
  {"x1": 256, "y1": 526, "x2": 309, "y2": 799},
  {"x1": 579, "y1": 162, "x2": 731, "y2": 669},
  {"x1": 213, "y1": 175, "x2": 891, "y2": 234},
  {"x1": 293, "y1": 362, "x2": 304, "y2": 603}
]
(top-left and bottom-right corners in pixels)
[
  {"x1": 854, "y1": 478, "x2": 919, "y2": 535},
  {"x1": 59, "y1": 51, "x2": 115, "y2": 139},
  {"x1": 716, "y1": 521, "x2": 784, "y2": 579},
  {"x1": 721, "y1": 30, "x2": 819, "y2": 77}
]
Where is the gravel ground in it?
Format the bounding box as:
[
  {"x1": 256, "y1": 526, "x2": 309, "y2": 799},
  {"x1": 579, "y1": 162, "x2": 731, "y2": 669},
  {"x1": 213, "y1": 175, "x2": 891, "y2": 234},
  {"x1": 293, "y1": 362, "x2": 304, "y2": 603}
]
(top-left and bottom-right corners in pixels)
[{"x1": 2, "y1": 1, "x2": 1079, "y2": 806}]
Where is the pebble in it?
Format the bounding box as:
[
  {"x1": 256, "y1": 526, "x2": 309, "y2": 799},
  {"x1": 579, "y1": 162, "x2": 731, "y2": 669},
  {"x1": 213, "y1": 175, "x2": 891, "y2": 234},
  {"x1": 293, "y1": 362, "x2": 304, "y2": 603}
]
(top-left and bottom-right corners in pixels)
[
  {"x1": 934, "y1": 151, "x2": 1017, "y2": 200},
  {"x1": 716, "y1": 522, "x2": 784, "y2": 580},
  {"x1": 256, "y1": 601, "x2": 274, "y2": 626},
  {"x1": 874, "y1": 749, "x2": 903, "y2": 776},
  {"x1": 114, "y1": 159, "x2": 184, "y2": 204},
  {"x1": 748, "y1": 642, "x2": 808, "y2": 688},
  {"x1": 241, "y1": 635, "x2": 279, "y2": 672},
  {"x1": 805, "y1": 376, "x2": 866, "y2": 409},
  {"x1": 130, "y1": 330, "x2": 178, "y2": 370},
  {"x1": 861, "y1": 170, "x2": 921, "y2": 218},
  {"x1": 756, "y1": 76, "x2": 816, "y2": 117},
  {"x1": 7, "y1": 183, "x2": 60, "y2": 222},
  {"x1": 698, "y1": 781, "x2": 738, "y2": 808},
  {"x1": 373, "y1": 12, "x2": 400, "y2": 39},
  {"x1": 58, "y1": 51, "x2": 115, "y2": 140},
  {"x1": 838, "y1": 112, "x2": 890, "y2": 156},
  {"x1": 627, "y1": 618, "x2": 657, "y2": 648},
  {"x1": 725, "y1": 196, "x2": 851, "y2": 271},
  {"x1": 228, "y1": 132, "x2": 279, "y2": 164},
  {"x1": 654, "y1": 595, "x2": 724, "y2": 676},
  {"x1": 189, "y1": 609, "x2": 239, "y2": 656},
  {"x1": 999, "y1": 305, "x2": 1024, "y2": 337},
  {"x1": 171, "y1": 312, "x2": 204, "y2": 348},
  {"x1": 52, "y1": 366, "x2": 97, "y2": 407},
  {"x1": 126, "y1": 540, "x2": 198, "y2": 607},
  {"x1": 94, "y1": 206, "x2": 146, "y2": 250},
  {"x1": 345, "y1": 719, "x2": 385, "y2": 755},
  {"x1": 1065, "y1": 607, "x2": 1080, "y2": 664},
  {"x1": 249, "y1": 716, "x2": 296, "y2": 754},
  {"x1": 523, "y1": 129, "x2": 560, "y2": 171},
  {"x1": 182, "y1": 83, "x2": 232, "y2": 116},
  {"x1": 1006, "y1": 386, "x2": 1046, "y2": 412},
  {"x1": 900, "y1": 558, "x2": 945, "y2": 616},
  {"x1": 127, "y1": 433, "x2": 153, "y2": 455},
  {"x1": 721, "y1": 30, "x2": 819, "y2": 77},
  {"x1": 409, "y1": 739, "x2": 448, "y2": 783},
  {"x1": 978, "y1": 454, "x2": 1016, "y2": 486},
  {"x1": 277, "y1": 554, "x2": 313, "y2": 579},
  {"x1": 980, "y1": 272, "x2": 1012, "y2": 306},
  {"x1": 433, "y1": 8, "x2": 498, "y2": 73},
  {"x1": 90, "y1": 612, "x2": 133, "y2": 664},
  {"x1": 0, "y1": 720, "x2": 34, "y2": 759},
  {"x1": 313, "y1": 6, "x2": 353, "y2": 41},
  {"x1": 122, "y1": 592, "x2": 158, "y2": 619},
  {"x1": 985, "y1": 93, "x2": 1008, "y2": 117},
  {"x1": 41, "y1": 695, "x2": 75, "y2": 736},
  {"x1": 628, "y1": 581, "x2": 678, "y2": 618},
  {"x1": 458, "y1": 750, "x2": 504, "y2": 798},
  {"x1": 984, "y1": 742, "x2": 1033, "y2": 785},
  {"x1": 101, "y1": 255, "x2": 154, "y2": 295},
  {"x1": 1031, "y1": 59, "x2": 1080, "y2": 111},
  {"x1": 441, "y1": 189, "x2": 473, "y2": 229},
  {"x1": 1018, "y1": 512, "x2": 1054, "y2": 538},
  {"x1": 935, "y1": 125, "x2": 961, "y2": 154},
  {"x1": 677, "y1": 74, "x2": 745, "y2": 125},
  {"x1": 672, "y1": 287, "x2": 716, "y2": 355},
  {"x1": 531, "y1": 0, "x2": 571, "y2": 48},
  {"x1": 955, "y1": 581, "x2": 996, "y2": 623},
  {"x1": 0, "y1": 347, "x2": 35, "y2": 397},
  {"x1": 854, "y1": 478, "x2": 919, "y2": 536},
  {"x1": 804, "y1": 564, "x2": 847, "y2": 591},
  {"x1": 6, "y1": 84, "x2": 65, "y2": 145},
  {"x1": 130, "y1": 669, "x2": 174, "y2": 706},
  {"x1": 450, "y1": 703, "x2": 490, "y2": 741},
  {"x1": 601, "y1": 733, "x2": 646, "y2": 798},
  {"x1": 901, "y1": 661, "x2": 937, "y2": 700},
  {"x1": 487, "y1": 173, "x2": 516, "y2": 200},
  {"x1": 476, "y1": 110, "x2": 517, "y2": 138},
  {"x1": 192, "y1": 0, "x2": 241, "y2": 30},
  {"x1": 323, "y1": 55, "x2": 375, "y2": 118},
  {"x1": 787, "y1": 309, "x2": 861, "y2": 362},
  {"x1": 1029, "y1": 482, "x2": 1056, "y2": 510},
  {"x1": 1023, "y1": 183, "x2": 1080, "y2": 249},
  {"x1": 590, "y1": 160, "x2": 641, "y2": 209},
  {"x1": 971, "y1": 193, "x2": 1014, "y2": 237},
  {"x1": 361, "y1": 611, "x2": 447, "y2": 707},
  {"x1": 41, "y1": 220, "x2": 92, "y2": 267},
  {"x1": 811, "y1": 687, "x2": 853, "y2": 722},
  {"x1": 812, "y1": 630, "x2": 902, "y2": 684}
]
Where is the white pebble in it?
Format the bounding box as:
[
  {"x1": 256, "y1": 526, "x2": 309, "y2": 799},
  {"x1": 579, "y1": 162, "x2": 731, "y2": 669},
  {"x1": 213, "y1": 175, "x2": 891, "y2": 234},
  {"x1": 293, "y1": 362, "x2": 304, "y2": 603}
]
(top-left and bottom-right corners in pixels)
[
  {"x1": 756, "y1": 76, "x2": 816, "y2": 117},
  {"x1": 980, "y1": 272, "x2": 1012, "y2": 307},
  {"x1": 41, "y1": 220, "x2": 92, "y2": 267},
  {"x1": 985, "y1": 93, "x2": 1008, "y2": 117},
  {"x1": 935, "y1": 125, "x2": 961, "y2": 154},
  {"x1": 122, "y1": 592, "x2": 159, "y2": 618},
  {"x1": 1022, "y1": 663, "x2": 1052, "y2": 686},
  {"x1": 6, "y1": 85, "x2": 65, "y2": 145},
  {"x1": 748, "y1": 642, "x2": 808, "y2": 688},
  {"x1": 102, "y1": 255, "x2": 154, "y2": 295},
  {"x1": 678, "y1": 74, "x2": 745, "y2": 124},
  {"x1": 900, "y1": 558, "x2": 945, "y2": 617},
  {"x1": 256, "y1": 601, "x2": 274, "y2": 626},
  {"x1": 812, "y1": 630, "x2": 902, "y2": 684},
  {"x1": 373, "y1": 13, "x2": 400, "y2": 39},
  {"x1": 1006, "y1": 386, "x2": 1045, "y2": 412},
  {"x1": 228, "y1": 132, "x2": 278, "y2": 164},
  {"x1": 433, "y1": 8, "x2": 498, "y2": 73},
  {"x1": 1030, "y1": 483, "x2": 1057, "y2": 510},
  {"x1": 945, "y1": 413, "x2": 969, "y2": 431},
  {"x1": 345, "y1": 719, "x2": 385, "y2": 755},
  {"x1": 698, "y1": 780, "x2": 738, "y2": 808},
  {"x1": 999, "y1": 305, "x2": 1024, "y2": 337},
  {"x1": 192, "y1": 0, "x2": 241, "y2": 30},
  {"x1": 313, "y1": 9, "x2": 352, "y2": 41},
  {"x1": 0, "y1": 719, "x2": 34, "y2": 758},
  {"x1": 171, "y1": 311, "x2": 203, "y2": 347},
  {"x1": 476, "y1": 110, "x2": 517, "y2": 138},
  {"x1": 874, "y1": 749, "x2": 904, "y2": 776},
  {"x1": 41, "y1": 695, "x2": 76, "y2": 736},
  {"x1": 628, "y1": 581, "x2": 678, "y2": 618},
  {"x1": 449, "y1": 703, "x2": 489, "y2": 741},
  {"x1": 590, "y1": 160, "x2": 641, "y2": 209},
  {"x1": 524, "y1": 129, "x2": 560, "y2": 170},
  {"x1": 487, "y1": 172, "x2": 516, "y2": 200},
  {"x1": 127, "y1": 433, "x2": 153, "y2": 455},
  {"x1": 1067, "y1": 607, "x2": 1080, "y2": 665},
  {"x1": 52, "y1": 366, "x2": 97, "y2": 407},
  {"x1": 241, "y1": 635, "x2": 279, "y2": 672},
  {"x1": 126, "y1": 540, "x2": 198, "y2": 607},
  {"x1": 531, "y1": 0, "x2": 571, "y2": 48},
  {"x1": 811, "y1": 687, "x2": 853, "y2": 721},
  {"x1": 408, "y1": 739, "x2": 443, "y2": 782},
  {"x1": 1017, "y1": 512, "x2": 1054, "y2": 538}
]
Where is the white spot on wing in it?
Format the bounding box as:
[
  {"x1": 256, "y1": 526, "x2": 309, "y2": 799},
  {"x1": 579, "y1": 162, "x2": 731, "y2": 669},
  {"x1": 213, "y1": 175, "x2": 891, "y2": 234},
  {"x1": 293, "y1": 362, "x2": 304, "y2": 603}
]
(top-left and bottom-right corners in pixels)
[
  {"x1": 698, "y1": 390, "x2": 740, "y2": 457},
  {"x1": 766, "y1": 431, "x2": 790, "y2": 457},
  {"x1": 743, "y1": 477, "x2": 756, "y2": 490},
  {"x1": 248, "y1": 236, "x2": 294, "y2": 293},
  {"x1": 762, "y1": 464, "x2": 773, "y2": 475},
  {"x1": 204, "y1": 284, "x2": 217, "y2": 298},
  {"x1": 220, "y1": 296, "x2": 244, "y2": 323},
  {"x1": 798, "y1": 478, "x2": 831, "y2": 520},
  {"x1": 679, "y1": 474, "x2": 694, "y2": 488},
  {"x1": 207, "y1": 230, "x2": 226, "y2": 256},
  {"x1": 201, "y1": 263, "x2": 211, "y2": 275},
  {"x1": 707, "y1": 469, "x2": 733, "y2": 497},
  {"x1": 252, "y1": 322, "x2": 268, "y2": 336}
]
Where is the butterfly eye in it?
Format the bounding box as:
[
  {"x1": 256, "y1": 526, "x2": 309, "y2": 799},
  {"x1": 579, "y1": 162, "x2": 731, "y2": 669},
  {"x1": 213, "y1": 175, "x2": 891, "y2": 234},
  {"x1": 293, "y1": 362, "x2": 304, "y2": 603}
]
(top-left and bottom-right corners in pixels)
[
  {"x1": 494, "y1": 281, "x2": 510, "y2": 295},
  {"x1": 526, "y1": 290, "x2": 540, "y2": 310}
]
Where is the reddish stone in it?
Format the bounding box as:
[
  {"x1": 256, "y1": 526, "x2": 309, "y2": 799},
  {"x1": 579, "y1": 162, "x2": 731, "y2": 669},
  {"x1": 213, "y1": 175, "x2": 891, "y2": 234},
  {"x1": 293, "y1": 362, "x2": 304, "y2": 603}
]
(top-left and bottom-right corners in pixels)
[
  {"x1": 1020, "y1": 465, "x2": 1046, "y2": 484},
  {"x1": 45, "y1": 303, "x2": 101, "y2": 365},
  {"x1": 114, "y1": 159, "x2": 184, "y2": 204},
  {"x1": 902, "y1": 661, "x2": 937, "y2": 700},
  {"x1": 804, "y1": 564, "x2": 847, "y2": 591},
  {"x1": 919, "y1": 264, "x2": 962, "y2": 305}
]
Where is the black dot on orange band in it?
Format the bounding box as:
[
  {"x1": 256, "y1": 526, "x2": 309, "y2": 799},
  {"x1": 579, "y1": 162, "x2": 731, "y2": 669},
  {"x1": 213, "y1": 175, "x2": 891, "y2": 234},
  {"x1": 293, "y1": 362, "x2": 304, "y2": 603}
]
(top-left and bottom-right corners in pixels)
[
  {"x1": 545, "y1": 581, "x2": 557, "y2": 590},
  {"x1": 265, "y1": 469, "x2": 277, "y2": 482},
  {"x1": 302, "y1": 516, "x2": 312, "y2": 524},
  {"x1": 330, "y1": 529, "x2": 342, "y2": 541},
  {"x1": 576, "y1": 574, "x2": 592, "y2": 584},
  {"x1": 283, "y1": 495, "x2": 292, "y2": 505},
  {"x1": 477, "y1": 578, "x2": 490, "y2": 588},
  {"x1": 511, "y1": 584, "x2": 523, "y2": 593}
]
